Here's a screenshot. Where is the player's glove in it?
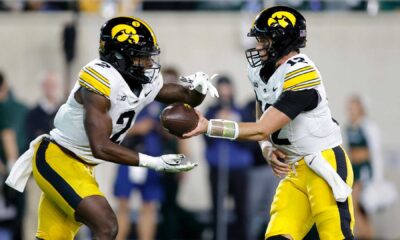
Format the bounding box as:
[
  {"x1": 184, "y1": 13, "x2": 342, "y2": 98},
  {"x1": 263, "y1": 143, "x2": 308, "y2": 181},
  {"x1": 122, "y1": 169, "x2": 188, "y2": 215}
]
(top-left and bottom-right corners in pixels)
[
  {"x1": 180, "y1": 72, "x2": 219, "y2": 98},
  {"x1": 139, "y1": 153, "x2": 198, "y2": 173}
]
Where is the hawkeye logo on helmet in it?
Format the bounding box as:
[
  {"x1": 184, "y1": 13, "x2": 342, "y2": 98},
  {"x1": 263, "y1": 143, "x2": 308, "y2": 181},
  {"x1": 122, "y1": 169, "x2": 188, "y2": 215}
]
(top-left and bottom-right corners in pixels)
[
  {"x1": 267, "y1": 11, "x2": 296, "y2": 28},
  {"x1": 111, "y1": 21, "x2": 141, "y2": 44}
]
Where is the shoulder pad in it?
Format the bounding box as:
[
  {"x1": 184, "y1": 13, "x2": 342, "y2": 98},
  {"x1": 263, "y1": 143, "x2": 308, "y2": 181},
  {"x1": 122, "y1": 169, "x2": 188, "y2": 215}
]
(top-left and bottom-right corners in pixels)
[
  {"x1": 283, "y1": 56, "x2": 321, "y2": 92},
  {"x1": 78, "y1": 60, "x2": 113, "y2": 99}
]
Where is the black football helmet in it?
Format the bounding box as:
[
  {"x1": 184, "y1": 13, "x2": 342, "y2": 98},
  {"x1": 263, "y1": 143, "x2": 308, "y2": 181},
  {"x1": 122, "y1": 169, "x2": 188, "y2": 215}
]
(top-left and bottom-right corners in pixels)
[
  {"x1": 246, "y1": 6, "x2": 307, "y2": 67},
  {"x1": 99, "y1": 16, "x2": 161, "y2": 84}
]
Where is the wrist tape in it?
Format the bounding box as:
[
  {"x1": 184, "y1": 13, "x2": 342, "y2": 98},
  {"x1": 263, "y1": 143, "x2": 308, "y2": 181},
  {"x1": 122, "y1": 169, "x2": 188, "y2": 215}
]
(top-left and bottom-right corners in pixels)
[{"x1": 206, "y1": 119, "x2": 239, "y2": 140}]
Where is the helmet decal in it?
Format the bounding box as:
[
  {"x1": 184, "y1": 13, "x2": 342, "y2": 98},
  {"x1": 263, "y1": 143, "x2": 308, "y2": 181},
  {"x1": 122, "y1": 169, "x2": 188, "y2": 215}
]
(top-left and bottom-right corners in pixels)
[
  {"x1": 111, "y1": 21, "x2": 141, "y2": 44},
  {"x1": 99, "y1": 16, "x2": 161, "y2": 84},
  {"x1": 246, "y1": 6, "x2": 306, "y2": 67},
  {"x1": 267, "y1": 11, "x2": 296, "y2": 28}
]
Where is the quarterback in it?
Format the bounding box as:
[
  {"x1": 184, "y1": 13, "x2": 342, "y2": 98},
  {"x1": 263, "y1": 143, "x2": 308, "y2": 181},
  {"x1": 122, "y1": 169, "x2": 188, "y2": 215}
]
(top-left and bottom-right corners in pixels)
[
  {"x1": 184, "y1": 6, "x2": 355, "y2": 240},
  {"x1": 6, "y1": 16, "x2": 217, "y2": 239}
]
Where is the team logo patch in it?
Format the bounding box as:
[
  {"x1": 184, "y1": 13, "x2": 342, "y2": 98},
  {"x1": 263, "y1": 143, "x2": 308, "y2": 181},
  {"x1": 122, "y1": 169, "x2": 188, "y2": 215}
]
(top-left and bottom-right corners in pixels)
[
  {"x1": 111, "y1": 21, "x2": 141, "y2": 44},
  {"x1": 267, "y1": 11, "x2": 296, "y2": 28}
]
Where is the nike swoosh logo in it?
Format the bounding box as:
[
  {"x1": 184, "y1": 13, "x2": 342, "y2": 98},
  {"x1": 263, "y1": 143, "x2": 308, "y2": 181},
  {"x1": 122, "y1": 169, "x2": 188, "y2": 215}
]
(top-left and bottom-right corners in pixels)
[
  {"x1": 272, "y1": 87, "x2": 278, "y2": 92},
  {"x1": 144, "y1": 91, "x2": 152, "y2": 97}
]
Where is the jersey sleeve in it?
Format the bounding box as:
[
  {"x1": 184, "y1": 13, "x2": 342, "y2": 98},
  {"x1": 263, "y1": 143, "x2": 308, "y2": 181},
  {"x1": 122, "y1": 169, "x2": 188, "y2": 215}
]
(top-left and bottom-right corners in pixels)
[
  {"x1": 78, "y1": 64, "x2": 111, "y2": 99},
  {"x1": 273, "y1": 89, "x2": 320, "y2": 119},
  {"x1": 282, "y1": 63, "x2": 321, "y2": 92}
]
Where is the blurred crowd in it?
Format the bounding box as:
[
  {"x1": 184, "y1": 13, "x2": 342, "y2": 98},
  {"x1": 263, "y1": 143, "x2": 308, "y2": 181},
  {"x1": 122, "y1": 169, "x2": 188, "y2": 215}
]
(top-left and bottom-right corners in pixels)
[{"x1": 0, "y1": 0, "x2": 400, "y2": 13}]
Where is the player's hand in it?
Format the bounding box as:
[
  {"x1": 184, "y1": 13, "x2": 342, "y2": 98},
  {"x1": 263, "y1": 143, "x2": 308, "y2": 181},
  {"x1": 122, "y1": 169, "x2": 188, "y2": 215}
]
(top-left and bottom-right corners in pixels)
[
  {"x1": 180, "y1": 72, "x2": 219, "y2": 98},
  {"x1": 262, "y1": 147, "x2": 290, "y2": 178},
  {"x1": 182, "y1": 110, "x2": 209, "y2": 138},
  {"x1": 156, "y1": 154, "x2": 198, "y2": 173}
]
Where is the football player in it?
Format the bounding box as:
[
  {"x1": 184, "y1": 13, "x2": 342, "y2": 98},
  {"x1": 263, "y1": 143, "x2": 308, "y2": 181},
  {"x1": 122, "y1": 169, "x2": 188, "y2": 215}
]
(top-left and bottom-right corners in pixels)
[
  {"x1": 6, "y1": 16, "x2": 217, "y2": 240},
  {"x1": 184, "y1": 6, "x2": 355, "y2": 240}
]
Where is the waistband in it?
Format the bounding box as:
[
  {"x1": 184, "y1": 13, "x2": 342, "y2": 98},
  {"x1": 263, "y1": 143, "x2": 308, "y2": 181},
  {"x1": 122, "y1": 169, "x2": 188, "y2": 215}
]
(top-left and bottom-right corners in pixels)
[{"x1": 42, "y1": 137, "x2": 97, "y2": 167}]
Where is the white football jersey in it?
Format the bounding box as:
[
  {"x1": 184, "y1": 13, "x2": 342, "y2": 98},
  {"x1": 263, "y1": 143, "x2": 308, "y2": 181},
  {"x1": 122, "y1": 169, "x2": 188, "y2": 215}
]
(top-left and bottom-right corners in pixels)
[
  {"x1": 50, "y1": 59, "x2": 163, "y2": 165},
  {"x1": 248, "y1": 53, "x2": 342, "y2": 162}
]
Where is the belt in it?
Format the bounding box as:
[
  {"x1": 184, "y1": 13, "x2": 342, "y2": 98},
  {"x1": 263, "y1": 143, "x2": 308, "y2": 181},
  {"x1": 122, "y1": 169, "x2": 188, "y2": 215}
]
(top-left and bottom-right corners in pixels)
[{"x1": 43, "y1": 137, "x2": 97, "y2": 167}]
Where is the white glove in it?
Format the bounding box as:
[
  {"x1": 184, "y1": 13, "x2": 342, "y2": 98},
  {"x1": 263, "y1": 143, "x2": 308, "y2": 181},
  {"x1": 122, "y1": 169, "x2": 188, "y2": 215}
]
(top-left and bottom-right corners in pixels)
[
  {"x1": 180, "y1": 72, "x2": 219, "y2": 98},
  {"x1": 138, "y1": 153, "x2": 198, "y2": 173}
]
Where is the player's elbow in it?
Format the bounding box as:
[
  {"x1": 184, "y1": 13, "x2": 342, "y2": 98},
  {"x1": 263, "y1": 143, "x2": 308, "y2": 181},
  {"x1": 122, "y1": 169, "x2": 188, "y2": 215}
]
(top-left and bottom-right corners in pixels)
[{"x1": 91, "y1": 142, "x2": 109, "y2": 159}]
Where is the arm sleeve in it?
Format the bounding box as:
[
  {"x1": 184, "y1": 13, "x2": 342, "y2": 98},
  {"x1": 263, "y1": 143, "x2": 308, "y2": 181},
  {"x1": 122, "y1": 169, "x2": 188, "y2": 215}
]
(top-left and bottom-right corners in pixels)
[{"x1": 272, "y1": 89, "x2": 320, "y2": 120}]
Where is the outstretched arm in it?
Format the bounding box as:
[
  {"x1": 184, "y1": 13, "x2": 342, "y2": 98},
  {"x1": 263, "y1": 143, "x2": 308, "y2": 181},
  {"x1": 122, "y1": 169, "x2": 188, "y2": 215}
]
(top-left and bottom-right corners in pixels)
[
  {"x1": 156, "y1": 72, "x2": 219, "y2": 107},
  {"x1": 183, "y1": 89, "x2": 319, "y2": 141},
  {"x1": 155, "y1": 83, "x2": 205, "y2": 107},
  {"x1": 184, "y1": 106, "x2": 290, "y2": 141},
  {"x1": 79, "y1": 88, "x2": 196, "y2": 172},
  {"x1": 237, "y1": 106, "x2": 290, "y2": 141}
]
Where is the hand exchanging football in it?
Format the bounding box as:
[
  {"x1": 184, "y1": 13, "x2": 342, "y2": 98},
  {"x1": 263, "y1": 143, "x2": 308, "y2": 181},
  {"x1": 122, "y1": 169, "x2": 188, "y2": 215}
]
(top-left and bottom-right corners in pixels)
[{"x1": 182, "y1": 110, "x2": 209, "y2": 138}]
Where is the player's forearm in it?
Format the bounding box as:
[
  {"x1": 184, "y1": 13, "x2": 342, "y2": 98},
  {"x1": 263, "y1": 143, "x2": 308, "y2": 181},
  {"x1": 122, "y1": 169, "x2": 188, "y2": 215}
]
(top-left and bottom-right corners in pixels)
[
  {"x1": 156, "y1": 83, "x2": 206, "y2": 107},
  {"x1": 171, "y1": 85, "x2": 205, "y2": 107},
  {"x1": 236, "y1": 122, "x2": 270, "y2": 141},
  {"x1": 91, "y1": 140, "x2": 141, "y2": 166},
  {"x1": 186, "y1": 89, "x2": 206, "y2": 107},
  {"x1": 205, "y1": 106, "x2": 290, "y2": 141}
]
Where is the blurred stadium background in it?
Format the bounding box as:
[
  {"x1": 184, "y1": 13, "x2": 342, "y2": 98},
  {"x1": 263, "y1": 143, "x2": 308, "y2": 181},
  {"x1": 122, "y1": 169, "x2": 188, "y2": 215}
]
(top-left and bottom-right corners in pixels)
[{"x1": 1, "y1": 0, "x2": 400, "y2": 239}]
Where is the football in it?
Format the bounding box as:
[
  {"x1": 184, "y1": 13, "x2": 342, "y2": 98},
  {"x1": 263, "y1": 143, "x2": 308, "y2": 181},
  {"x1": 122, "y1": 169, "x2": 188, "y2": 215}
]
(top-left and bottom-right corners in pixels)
[{"x1": 160, "y1": 103, "x2": 199, "y2": 137}]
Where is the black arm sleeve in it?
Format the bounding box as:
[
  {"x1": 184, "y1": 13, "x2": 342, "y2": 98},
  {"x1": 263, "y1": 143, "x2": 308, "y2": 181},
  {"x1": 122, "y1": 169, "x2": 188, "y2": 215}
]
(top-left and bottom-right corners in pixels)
[{"x1": 272, "y1": 89, "x2": 320, "y2": 120}]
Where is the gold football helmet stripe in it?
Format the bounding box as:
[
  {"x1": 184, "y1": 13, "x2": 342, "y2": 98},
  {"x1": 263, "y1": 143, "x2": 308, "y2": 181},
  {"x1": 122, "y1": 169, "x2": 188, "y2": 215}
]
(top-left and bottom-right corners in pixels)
[
  {"x1": 79, "y1": 70, "x2": 110, "y2": 97},
  {"x1": 283, "y1": 70, "x2": 319, "y2": 90}
]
